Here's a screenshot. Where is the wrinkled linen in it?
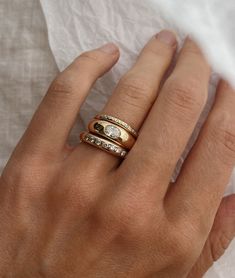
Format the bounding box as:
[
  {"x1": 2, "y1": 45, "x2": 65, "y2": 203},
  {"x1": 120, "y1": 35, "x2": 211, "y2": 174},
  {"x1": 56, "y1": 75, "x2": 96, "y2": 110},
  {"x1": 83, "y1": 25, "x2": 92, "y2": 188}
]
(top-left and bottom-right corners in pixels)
[
  {"x1": 0, "y1": 0, "x2": 84, "y2": 173},
  {"x1": 0, "y1": 0, "x2": 58, "y2": 172},
  {"x1": 39, "y1": 1, "x2": 235, "y2": 276},
  {"x1": 149, "y1": 0, "x2": 235, "y2": 88}
]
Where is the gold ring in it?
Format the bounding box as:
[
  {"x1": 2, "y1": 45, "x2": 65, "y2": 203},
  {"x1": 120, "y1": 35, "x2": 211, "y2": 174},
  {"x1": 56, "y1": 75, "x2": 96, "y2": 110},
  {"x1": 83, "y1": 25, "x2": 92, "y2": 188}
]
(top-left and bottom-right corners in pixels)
[
  {"x1": 88, "y1": 119, "x2": 136, "y2": 150},
  {"x1": 95, "y1": 114, "x2": 138, "y2": 138},
  {"x1": 80, "y1": 132, "x2": 128, "y2": 158}
]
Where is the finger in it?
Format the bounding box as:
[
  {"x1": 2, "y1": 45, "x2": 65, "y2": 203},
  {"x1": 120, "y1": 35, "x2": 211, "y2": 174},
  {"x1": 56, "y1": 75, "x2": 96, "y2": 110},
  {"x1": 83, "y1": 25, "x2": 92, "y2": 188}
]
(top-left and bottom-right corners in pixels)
[
  {"x1": 168, "y1": 81, "x2": 235, "y2": 228},
  {"x1": 187, "y1": 194, "x2": 235, "y2": 278},
  {"x1": 121, "y1": 38, "x2": 211, "y2": 197},
  {"x1": 103, "y1": 30, "x2": 177, "y2": 129},
  {"x1": 76, "y1": 30, "x2": 178, "y2": 169},
  {"x1": 14, "y1": 43, "x2": 120, "y2": 161}
]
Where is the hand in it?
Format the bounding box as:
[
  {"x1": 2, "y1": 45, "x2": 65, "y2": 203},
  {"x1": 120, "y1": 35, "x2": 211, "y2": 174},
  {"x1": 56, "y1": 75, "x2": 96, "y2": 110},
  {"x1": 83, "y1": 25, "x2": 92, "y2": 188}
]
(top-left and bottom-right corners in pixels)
[{"x1": 1, "y1": 30, "x2": 235, "y2": 278}]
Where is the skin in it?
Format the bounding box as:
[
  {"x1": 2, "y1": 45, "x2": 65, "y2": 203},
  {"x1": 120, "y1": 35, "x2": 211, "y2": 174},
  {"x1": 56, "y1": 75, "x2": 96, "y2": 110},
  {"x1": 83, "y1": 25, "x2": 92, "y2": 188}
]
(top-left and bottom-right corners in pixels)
[{"x1": 0, "y1": 30, "x2": 235, "y2": 277}]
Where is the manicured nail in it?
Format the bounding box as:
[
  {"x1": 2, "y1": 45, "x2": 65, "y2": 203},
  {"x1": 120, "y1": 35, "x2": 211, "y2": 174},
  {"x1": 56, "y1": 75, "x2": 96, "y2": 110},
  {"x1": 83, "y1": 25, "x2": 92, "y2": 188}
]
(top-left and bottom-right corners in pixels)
[
  {"x1": 156, "y1": 30, "x2": 177, "y2": 47},
  {"x1": 99, "y1": 43, "x2": 119, "y2": 54}
]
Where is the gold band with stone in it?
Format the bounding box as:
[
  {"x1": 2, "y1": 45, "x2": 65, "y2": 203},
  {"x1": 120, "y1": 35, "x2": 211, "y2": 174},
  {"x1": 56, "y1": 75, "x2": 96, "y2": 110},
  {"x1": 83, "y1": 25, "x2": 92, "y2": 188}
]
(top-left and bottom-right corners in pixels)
[
  {"x1": 88, "y1": 119, "x2": 136, "y2": 150},
  {"x1": 80, "y1": 132, "x2": 128, "y2": 158},
  {"x1": 95, "y1": 114, "x2": 138, "y2": 138}
]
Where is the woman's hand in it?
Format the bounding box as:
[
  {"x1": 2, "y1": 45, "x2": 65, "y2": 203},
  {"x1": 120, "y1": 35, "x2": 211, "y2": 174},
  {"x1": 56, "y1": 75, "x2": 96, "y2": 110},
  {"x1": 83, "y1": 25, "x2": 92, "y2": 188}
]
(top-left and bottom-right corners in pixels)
[{"x1": 1, "y1": 30, "x2": 235, "y2": 278}]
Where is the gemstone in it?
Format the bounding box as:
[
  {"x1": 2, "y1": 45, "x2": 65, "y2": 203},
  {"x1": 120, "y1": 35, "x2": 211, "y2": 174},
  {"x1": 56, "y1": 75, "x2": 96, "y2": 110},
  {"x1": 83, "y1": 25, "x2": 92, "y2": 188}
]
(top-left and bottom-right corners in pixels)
[
  {"x1": 102, "y1": 142, "x2": 108, "y2": 149},
  {"x1": 114, "y1": 147, "x2": 119, "y2": 153},
  {"x1": 94, "y1": 123, "x2": 104, "y2": 132},
  {"x1": 95, "y1": 139, "x2": 101, "y2": 146},
  {"x1": 108, "y1": 145, "x2": 115, "y2": 151},
  {"x1": 120, "y1": 151, "x2": 126, "y2": 157},
  {"x1": 104, "y1": 125, "x2": 121, "y2": 139}
]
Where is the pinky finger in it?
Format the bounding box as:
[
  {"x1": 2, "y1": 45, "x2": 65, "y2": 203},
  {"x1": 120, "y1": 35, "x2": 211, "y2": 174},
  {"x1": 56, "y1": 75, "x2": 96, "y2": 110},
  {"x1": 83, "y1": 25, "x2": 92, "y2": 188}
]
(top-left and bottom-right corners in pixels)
[
  {"x1": 187, "y1": 194, "x2": 235, "y2": 278},
  {"x1": 168, "y1": 81, "x2": 235, "y2": 229}
]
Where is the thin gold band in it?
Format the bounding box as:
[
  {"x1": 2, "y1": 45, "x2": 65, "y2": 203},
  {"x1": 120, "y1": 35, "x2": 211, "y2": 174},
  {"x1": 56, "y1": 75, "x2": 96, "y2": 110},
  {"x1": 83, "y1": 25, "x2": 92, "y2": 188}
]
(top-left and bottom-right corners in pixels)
[{"x1": 88, "y1": 119, "x2": 136, "y2": 150}]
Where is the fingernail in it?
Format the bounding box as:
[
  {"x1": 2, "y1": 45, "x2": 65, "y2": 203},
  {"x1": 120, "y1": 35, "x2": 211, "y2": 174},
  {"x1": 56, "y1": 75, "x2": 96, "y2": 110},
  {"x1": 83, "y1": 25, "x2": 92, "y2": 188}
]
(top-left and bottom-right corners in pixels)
[
  {"x1": 156, "y1": 30, "x2": 177, "y2": 47},
  {"x1": 99, "y1": 43, "x2": 119, "y2": 54}
]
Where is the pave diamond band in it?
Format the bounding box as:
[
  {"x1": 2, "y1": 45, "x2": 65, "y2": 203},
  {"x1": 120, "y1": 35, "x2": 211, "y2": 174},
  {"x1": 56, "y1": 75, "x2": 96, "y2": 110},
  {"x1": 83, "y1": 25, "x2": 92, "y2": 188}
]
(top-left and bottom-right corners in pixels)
[
  {"x1": 95, "y1": 114, "x2": 138, "y2": 138},
  {"x1": 88, "y1": 119, "x2": 136, "y2": 150},
  {"x1": 80, "y1": 132, "x2": 128, "y2": 158}
]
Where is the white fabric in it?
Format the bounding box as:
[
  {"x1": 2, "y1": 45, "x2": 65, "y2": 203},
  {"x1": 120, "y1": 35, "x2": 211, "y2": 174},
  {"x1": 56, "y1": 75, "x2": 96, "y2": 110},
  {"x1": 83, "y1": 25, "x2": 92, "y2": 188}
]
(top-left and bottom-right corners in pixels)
[
  {"x1": 0, "y1": 0, "x2": 84, "y2": 174},
  {"x1": 149, "y1": 0, "x2": 235, "y2": 88},
  {"x1": 39, "y1": 0, "x2": 235, "y2": 276},
  {"x1": 0, "y1": 0, "x2": 58, "y2": 172}
]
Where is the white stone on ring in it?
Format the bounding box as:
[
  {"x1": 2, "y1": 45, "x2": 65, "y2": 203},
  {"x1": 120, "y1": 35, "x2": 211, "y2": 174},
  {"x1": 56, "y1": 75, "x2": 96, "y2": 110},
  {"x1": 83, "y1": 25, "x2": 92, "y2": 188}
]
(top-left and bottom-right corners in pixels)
[{"x1": 104, "y1": 125, "x2": 121, "y2": 139}]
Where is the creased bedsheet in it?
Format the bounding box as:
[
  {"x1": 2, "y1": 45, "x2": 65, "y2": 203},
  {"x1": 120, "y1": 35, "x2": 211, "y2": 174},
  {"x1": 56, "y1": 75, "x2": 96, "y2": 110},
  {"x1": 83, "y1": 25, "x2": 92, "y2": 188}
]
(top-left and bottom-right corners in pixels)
[
  {"x1": 0, "y1": 0, "x2": 58, "y2": 171},
  {"x1": 0, "y1": 0, "x2": 84, "y2": 173}
]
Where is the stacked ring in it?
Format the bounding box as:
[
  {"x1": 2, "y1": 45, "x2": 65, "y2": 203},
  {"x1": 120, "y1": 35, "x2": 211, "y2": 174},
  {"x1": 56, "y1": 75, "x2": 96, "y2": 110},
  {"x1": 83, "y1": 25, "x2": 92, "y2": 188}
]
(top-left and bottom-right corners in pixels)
[
  {"x1": 80, "y1": 132, "x2": 128, "y2": 158},
  {"x1": 80, "y1": 114, "x2": 138, "y2": 159},
  {"x1": 88, "y1": 119, "x2": 135, "y2": 150},
  {"x1": 95, "y1": 114, "x2": 138, "y2": 138}
]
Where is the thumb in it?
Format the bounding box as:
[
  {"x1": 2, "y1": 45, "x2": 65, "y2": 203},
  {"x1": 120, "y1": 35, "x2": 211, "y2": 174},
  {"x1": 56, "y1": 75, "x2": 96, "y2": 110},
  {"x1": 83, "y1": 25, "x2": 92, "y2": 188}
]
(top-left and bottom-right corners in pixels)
[{"x1": 188, "y1": 194, "x2": 235, "y2": 278}]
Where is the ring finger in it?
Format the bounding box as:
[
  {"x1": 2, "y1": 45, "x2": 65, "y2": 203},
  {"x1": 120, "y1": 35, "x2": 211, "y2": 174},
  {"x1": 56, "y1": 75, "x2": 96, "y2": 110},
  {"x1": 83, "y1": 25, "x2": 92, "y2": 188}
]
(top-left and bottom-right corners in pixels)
[{"x1": 76, "y1": 30, "x2": 178, "y2": 170}]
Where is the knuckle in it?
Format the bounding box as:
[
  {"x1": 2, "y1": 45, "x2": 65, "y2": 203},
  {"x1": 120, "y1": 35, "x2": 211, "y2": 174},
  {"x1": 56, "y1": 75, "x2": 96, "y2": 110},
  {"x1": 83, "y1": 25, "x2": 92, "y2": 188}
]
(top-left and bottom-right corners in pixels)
[
  {"x1": 164, "y1": 77, "x2": 205, "y2": 117},
  {"x1": 221, "y1": 130, "x2": 235, "y2": 155},
  {"x1": 74, "y1": 50, "x2": 107, "y2": 69},
  {"x1": 121, "y1": 213, "x2": 151, "y2": 239},
  {"x1": 48, "y1": 78, "x2": 74, "y2": 101},
  {"x1": 210, "y1": 232, "x2": 232, "y2": 262},
  {"x1": 167, "y1": 226, "x2": 198, "y2": 265},
  {"x1": 77, "y1": 51, "x2": 102, "y2": 66},
  {"x1": 96, "y1": 199, "x2": 153, "y2": 241},
  {"x1": 1, "y1": 161, "x2": 49, "y2": 210},
  {"x1": 164, "y1": 212, "x2": 203, "y2": 264},
  {"x1": 208, "y1": 112, "x2": 235, "y2": 163},
  {"x1": 3, "y1": 159, "x2": 36, "y2": 188},
  {"x1": 65, "y1": 176, "x2": 101, "y2": 213},
  {"x1": 117, "y1": 75, "x2": 154, "y2": 110},
  {"x1": 68, "y1": 187, "x2": 95, "y2": 212}
]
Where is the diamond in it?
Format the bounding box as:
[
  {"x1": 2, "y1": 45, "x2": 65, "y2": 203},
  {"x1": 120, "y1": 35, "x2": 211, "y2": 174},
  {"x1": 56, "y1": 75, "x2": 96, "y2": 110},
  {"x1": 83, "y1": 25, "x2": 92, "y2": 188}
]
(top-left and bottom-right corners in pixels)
[
  {"x1": 90, "y1": 137, "x2": 95, "y2": 143},
  {"x1": 117, "y1": 148, "x2": 122, "y2": 153},
  {"x1": 114, "y1": 147, "x2": 119, "y2": 153},
  {"x1": 104, "y1": 125, "x2": 121, "y2": 139},
  {"x1": 102, "y1": 142, "x2": 108, "y2": 149},
  {"x1": 108, "y1": 145, "x2": 115, "y2": 151},
  {"x1": 120, "y1": 151, "x2": 127, "y2": 157},
  {"x1": 95, "y1": 139, "x2": 101, "y2": 146}
]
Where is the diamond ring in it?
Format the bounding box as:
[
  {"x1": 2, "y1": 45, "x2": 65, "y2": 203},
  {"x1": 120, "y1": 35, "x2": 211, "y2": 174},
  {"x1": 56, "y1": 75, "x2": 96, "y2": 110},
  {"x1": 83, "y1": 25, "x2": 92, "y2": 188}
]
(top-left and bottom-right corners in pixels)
[
  {"x1": 95, "y1": 114, "x2": 138, "y2": 138},
  {"x1": 80, "y1": 132, "x2": 128, "y2": 158},
  {"x1": 88, "y1": 119, "x2": 136, "y2": 150}
]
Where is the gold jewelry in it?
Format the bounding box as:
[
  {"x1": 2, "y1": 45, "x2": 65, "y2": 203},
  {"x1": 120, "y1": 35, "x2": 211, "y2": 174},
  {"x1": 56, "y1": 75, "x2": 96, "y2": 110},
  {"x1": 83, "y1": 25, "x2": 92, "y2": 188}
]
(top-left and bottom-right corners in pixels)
[
  {"x1": 95, "y1": 114, "x2": 138, "y2": 138},
  {"x1": 80, "y1": 132, "x2": 128, "y2": 158},
  {"x1": 88, "y1": 119, "x2": 136, "y2": 150}
]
